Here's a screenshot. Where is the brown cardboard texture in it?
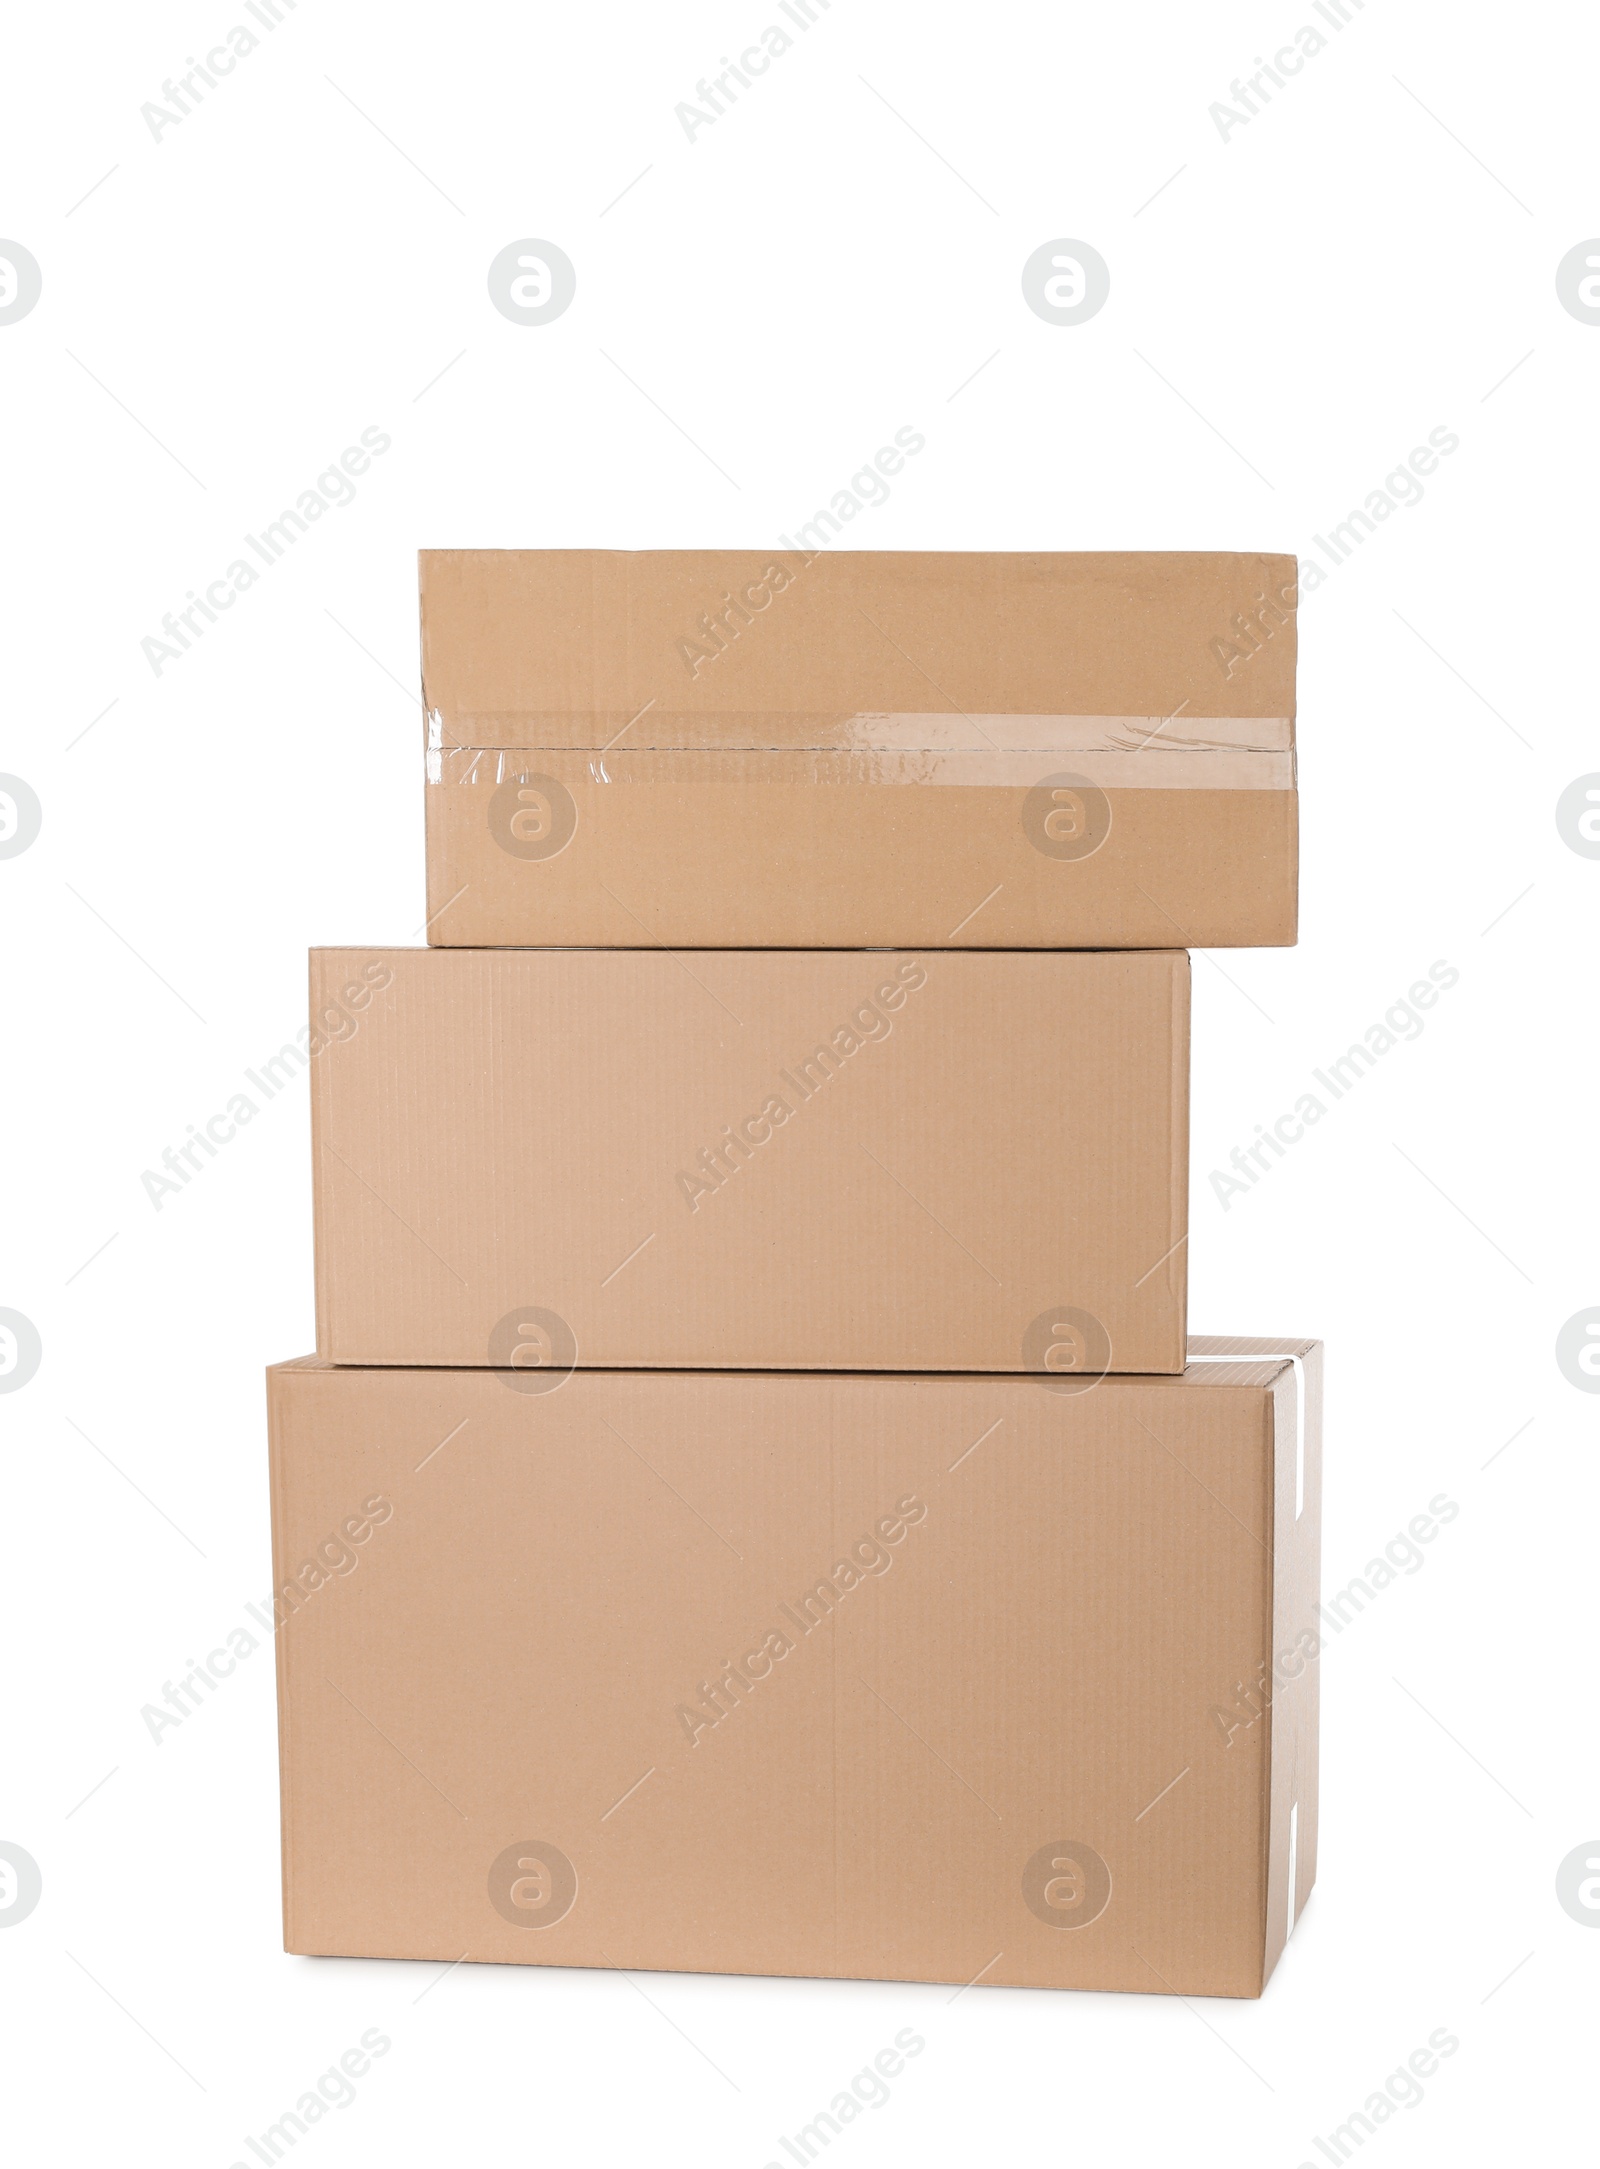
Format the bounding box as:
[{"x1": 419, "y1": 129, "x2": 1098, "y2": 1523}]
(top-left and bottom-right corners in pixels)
[
  {"x1": 420, "y1": 550, "x2": 1298, "y2": 950},
  {"x1": 268, "y1": 1340, "x2": 1321, "y2": 1997},
  {"x1": 309, "y1": 947, "x2": 1188, "y2": 1373}
]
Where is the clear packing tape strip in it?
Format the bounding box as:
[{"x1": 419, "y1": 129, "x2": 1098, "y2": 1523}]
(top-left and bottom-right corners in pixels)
[{"x1": 425, "y1": 712, "x2": 1296, "y2": 791}]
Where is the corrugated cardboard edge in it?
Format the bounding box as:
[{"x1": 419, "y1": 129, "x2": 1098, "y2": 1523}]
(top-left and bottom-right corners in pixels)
[
  {"x1": 1284, "y1": 785, "x2": 1302, "y2": 944},
  {"x1": 308, "y1": 954, "x2": 332, "y2": 1358},
  {"x1": 1166, "y1": 957, "x2": 1192, "y2": 1366},
  {"x1": 1192, "y1": 1336, "x2": 1322, "y2": 1991},
  {"x1": 266, "y1": 1364, "x2": 298, "y2": 1955}
]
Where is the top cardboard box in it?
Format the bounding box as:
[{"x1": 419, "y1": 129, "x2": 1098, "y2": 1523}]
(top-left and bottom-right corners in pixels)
[{"x1": 420, "y1": 549, "x2": 1298, "y2": 950}]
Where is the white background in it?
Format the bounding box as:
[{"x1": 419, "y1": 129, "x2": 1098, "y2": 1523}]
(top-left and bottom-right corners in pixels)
[{"x1": 3, "y1": 2, "x2": 1596, "y2": 2161}]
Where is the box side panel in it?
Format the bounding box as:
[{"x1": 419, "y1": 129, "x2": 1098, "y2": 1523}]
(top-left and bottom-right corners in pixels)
[
  {"x1": 418, "y1": 551, "x2": 1299, "y2": 739},
  {"x1": 270, "y1": 1367, "x2": 1278, "y2": 1997},
  {"x1": 1261, "y1": 1344, "x2": 1323, "y2": 1988},
  {"x1": 422, "y1": 766, "x2": 1296, "y2": 952},
  {"x1": 309, "y1": 948, "x2": 1187, "y2": 1373}
]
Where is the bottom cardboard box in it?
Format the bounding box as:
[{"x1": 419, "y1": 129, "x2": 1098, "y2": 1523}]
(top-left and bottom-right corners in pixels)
[{"x1": 266, "y1": 1341, "x2": 1321, "y2": 1999}]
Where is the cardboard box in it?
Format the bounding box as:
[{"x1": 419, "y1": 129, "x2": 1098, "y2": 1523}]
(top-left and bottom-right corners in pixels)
[
  {"x1": 267, "y1": 1340, "x2": 1321, "y2": 1997},
  {"x1": 420, "y1": 550, "x2": 1298, "y2": 950},
  {"x1": 309, "y1": 947, "x2": 1188, "y2": 1372}
]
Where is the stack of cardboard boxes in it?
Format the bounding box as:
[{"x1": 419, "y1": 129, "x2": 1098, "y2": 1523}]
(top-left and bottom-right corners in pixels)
[{"x1": 268, "y1": 550, "x2": 1322, "y2": 1999}]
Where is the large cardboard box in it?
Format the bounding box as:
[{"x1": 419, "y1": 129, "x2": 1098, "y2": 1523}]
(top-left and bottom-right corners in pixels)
[
  {"x1": 420, "y1": 550, "x2": 1297, "y2": 950},
  {"x1": 309, "y1": 947, "x2": 1189, "y2": 1372},
  {"x1": 267, "y1": 1341, "x2": 1321, "y2": 1997}
]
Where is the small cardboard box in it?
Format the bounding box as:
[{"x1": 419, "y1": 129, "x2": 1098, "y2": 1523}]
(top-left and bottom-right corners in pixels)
[
  {"x1": 420, "y1": 549, "x2": 1298, "y2": 951},
  {"x1": 267, "y1": 1341, "x2": 1321, "y2": 1997},
  {"x1": 308, "y1": 946, "x2": 1189, "y2": 1372}
]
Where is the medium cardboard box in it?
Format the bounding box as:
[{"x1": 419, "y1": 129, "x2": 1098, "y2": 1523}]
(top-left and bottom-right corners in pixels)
[
  {"x1": 308, "y1": 947, "x2": 1188, "y2": 1372},
  {"x1": 267, "y1": 1340, "x2": 1321, "y2": 1997},
  {"x1": 420, "y1": 549, "x2": 1298, "y2": 951}
]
